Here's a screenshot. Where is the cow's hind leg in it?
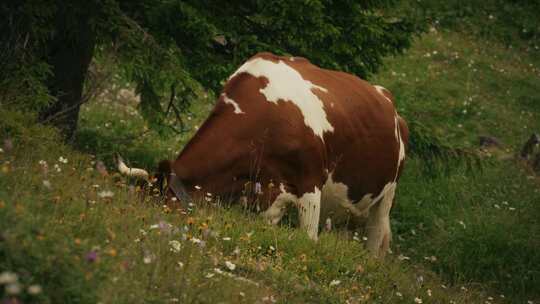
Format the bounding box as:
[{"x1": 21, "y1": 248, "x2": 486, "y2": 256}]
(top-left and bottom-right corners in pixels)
[
  {"x1": 365, "y1": 183, "x2": 396, "y2": 257},
  {"x1": 297, "y1": 187, "x2": 322, "y2": 241}
]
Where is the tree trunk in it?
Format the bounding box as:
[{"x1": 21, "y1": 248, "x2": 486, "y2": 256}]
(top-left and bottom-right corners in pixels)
[{"x1": 39, "y1": 9, "x2": 96, "y2": 142}]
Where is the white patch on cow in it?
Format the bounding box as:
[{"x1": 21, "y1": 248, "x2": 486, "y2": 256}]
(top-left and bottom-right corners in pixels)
[
  {"x1": 221, "y1": 93, "x2": 244, "y2": 114},
  {"x1": 262, "y1": 183, "x2": 296, "y2": 225},
  {"x1": 374, "y1": 85, "x2": 392, "y2": 103},
  {"x1": 321, "y1": 173, "x2": 367, "y2": 225},
  {"x1": 297, "y1": 187, "x2": 322, "y2": 240},
  {"x1": 229, "y1": 57, "x2": 333, "y2": 139}
]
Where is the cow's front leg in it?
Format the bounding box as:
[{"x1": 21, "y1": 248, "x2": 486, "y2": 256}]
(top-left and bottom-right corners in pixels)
[{"x1": 297, "y1": 187, "x2": 322, "y2": 241}]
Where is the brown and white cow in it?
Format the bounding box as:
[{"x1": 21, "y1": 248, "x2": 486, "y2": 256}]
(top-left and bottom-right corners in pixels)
[{"x1": 119, "y1": 52, "x2": 408, "y2": 257}]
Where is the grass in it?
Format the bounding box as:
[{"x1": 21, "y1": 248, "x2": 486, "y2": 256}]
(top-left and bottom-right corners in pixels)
[{"x1": 2, "y1": 7, "x2": 540, "y2": 304}]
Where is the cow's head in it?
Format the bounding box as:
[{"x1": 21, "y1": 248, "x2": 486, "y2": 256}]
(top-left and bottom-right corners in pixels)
[{"x1": 116, "y1": 155, "x2": 192, "y2": 209}]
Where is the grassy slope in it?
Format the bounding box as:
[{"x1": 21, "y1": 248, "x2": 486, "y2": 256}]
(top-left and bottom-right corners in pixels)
[{"x1": 1, "y1": 24, "x2": 540, "y2": 304}]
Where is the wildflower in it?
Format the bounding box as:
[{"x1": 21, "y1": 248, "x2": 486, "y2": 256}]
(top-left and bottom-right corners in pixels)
[
  {"x1": 222, "y1": 236, "x2": 231, "y2": 241},
  {"x1": 0, "y1": 271, "x2": 18, "y2": 284},
  {"x1": 97, "y1": 190, "x2": 114, "y2": 199},
  {"x1": 54, "y1": 164, "x2": 61, "y2": 172},
  {"x1": 27, "y1": 284, "x2": 43, "y2": 295},
  {"x1": 329, "y1": 279, "x2": 341, "y2": 287},
  {"x1": 58, "y1": 156, "x2": 68, "y2": 164},
  {"x1": 191, "y1": 237, "x2": 202, "y2": 244},
  {"x1": 398, "y1": 254, "x2": 410, "y2": 261},
  {"x1": 225, "y1": 261, "x2": 236, "y2": 271},
  {"x1": 0, "y1": 148, "x2": 3, "y2": 153},
  {"x1": 427, "y1": 289, "x2": 432, "y2": 297},
  {"x1": 458, "y1": 220, "x2": 466, "y2": 229},
  {"x1": 395, "y1": 292, "x2": 403, "y2": 297},
  {"x1": 239, "y1": 292, "x2": 245, "y2": 297},
  {"x1": 205, "y1": 273, "x2": 215, "y2": 278},
  {"x1": 43, "y1": 180, "x2": 52, "y2": 189},
  {"x1": 414, "y1": 297, "x2": 423, "y2": 303},
  {"x1": 169, "y1": 240, "x2": 182, "y2": 253},
  {"x1": 194, "y1": 185, "x2": 202, "y2": 190},
  {"x1": 143, "y1": 253, "x2": 155, "y2": 264},
  {"x1": 86, "y1": 251, "x2": 98, "y2": 263},
  {"x1": 158, "y1": 220, "x2": 173, "y2": 234},
  {"x1": 177, "y1": 261, "x2": 184, "y2": 268}
]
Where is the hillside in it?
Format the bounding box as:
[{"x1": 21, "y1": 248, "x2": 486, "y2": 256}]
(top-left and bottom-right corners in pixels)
[{"x1": 2, "y1": 13, "x2": 540, "y2": 304}]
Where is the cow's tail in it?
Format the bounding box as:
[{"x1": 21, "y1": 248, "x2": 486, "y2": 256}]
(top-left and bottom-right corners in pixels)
[{"x1": 116, "y1": 154, "x2": 150, "y2": 180}]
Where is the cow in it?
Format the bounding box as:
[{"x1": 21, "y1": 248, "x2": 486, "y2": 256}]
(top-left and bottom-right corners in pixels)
[{"x1": 119, "y1": 52, "x2": 408, "y2": 257}]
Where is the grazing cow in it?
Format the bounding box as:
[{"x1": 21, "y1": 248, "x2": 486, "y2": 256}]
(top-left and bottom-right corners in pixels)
[{"x1": 119, "y1": 52, "x2": 408, "y2": 257}]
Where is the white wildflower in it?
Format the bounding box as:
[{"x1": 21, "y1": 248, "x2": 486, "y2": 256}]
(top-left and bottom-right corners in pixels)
[
  {"x1": 27, "y1": 284, "x2": 42, "y2": 295},
  {"x1": 225, "y1": 261, "x2": 236, "y2": 271},
  {"x1": 169, "y1": 240, "x2": 181, "y2": 253},
  {"x1": 97, "y1": 190, "x2": 114, "y2": 199},
  {"x1": 414, "y1": 297, "x2": 423, "y2": 303},
  {"x1": 194, "y1": 185, "x2": 202, "y2": 190},
  {"x1": 205, "y1": 273, "x2": 215, "y2": 278},
  {"x1": 58, "y1": 156, "x2": 68, "y2": 164},
  {"x1": 427, "y1": 289, "x2": 432, "y2": 297},
  {"x1": 329, "y1": 279, "x2": 341, "y2": 287},
  {"x1": 398, "y1": 254, "x2": 410, "y2": 261},
  {"x1": 191, "y1": 237, "x2": 202, "y2": 244},
  {"x1": 458, "y1": 220, "x2": 466, "y2": 229},
  {"x1": 42, "y1": 180, "x2": 52, "y2": 189},
  {"x1": 395, "y1": 292, "x2": 403, "y2": 297},
  {"x1": 177, "y1": 261, "x2": 184, "y2": 268},
  {"x1": 222, "y1": 237, "x2": 232, "y2": 241}
]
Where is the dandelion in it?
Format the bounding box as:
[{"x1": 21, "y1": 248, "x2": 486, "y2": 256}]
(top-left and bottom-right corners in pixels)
[
  {"x1": 414, "y1": 297, "x2": 423, "y2": 303},
  {"x1": 27, "y1": 284, "x2": 43, "y2": 295},
  {"x1": 225, "y1": 261, "x2": 236, "y2": 271},
  {"x1": 329, "y1": 279, "x2": 341, "y2": 287},
  {"x1": 169, "y1": 240, "x2": 182, "y2": 253},
  {"x1": 0, "y1": 271, "x2": 18, "y2": 284}
]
